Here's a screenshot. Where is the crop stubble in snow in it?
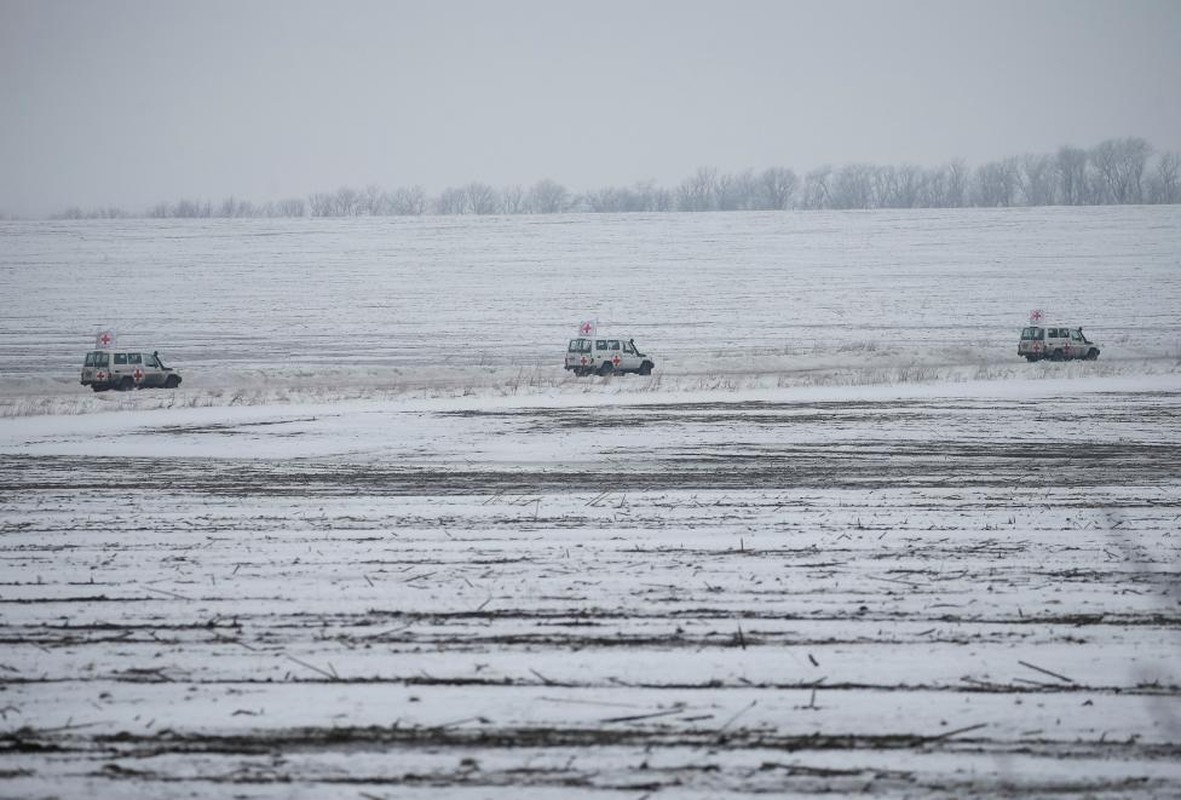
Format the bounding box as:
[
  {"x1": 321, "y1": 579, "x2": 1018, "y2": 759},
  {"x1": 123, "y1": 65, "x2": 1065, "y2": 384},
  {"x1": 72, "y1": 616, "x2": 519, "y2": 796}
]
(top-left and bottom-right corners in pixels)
[
  {"x1": 1, "y1": 209, "x2": 1180, "y2": 796},
  {"x1": 1, "y1": 387, "x2": 1180, "y2": 798}
]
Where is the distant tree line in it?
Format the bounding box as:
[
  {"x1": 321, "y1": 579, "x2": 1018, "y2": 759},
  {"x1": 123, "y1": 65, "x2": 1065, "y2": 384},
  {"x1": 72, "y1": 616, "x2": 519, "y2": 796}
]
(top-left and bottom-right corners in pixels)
[{"x1": 47, "y1": 137, "x2": 1180, "y2": 220}]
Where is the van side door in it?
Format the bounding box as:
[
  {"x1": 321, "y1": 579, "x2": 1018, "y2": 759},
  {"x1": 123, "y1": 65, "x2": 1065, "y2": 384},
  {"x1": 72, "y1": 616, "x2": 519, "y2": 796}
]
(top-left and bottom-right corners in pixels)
[
  {"x1": 594, "y1": 339, "x2": 609, "y2": 367},
  {"x1": 136, "y1": 352, "x2": 166, "y2": 386},
  {"x1": 111, "y1": 351, "x2": 129, "y2": 383},
  {"x1": 124, "y1": 352, "x2": 148, "y2": 386},
  {"x1": 605, "y1": 339, "x2": 624, "y2": 370},
  {"x1": 620, "y1": 339, "x2": 641, "y2": 371}
]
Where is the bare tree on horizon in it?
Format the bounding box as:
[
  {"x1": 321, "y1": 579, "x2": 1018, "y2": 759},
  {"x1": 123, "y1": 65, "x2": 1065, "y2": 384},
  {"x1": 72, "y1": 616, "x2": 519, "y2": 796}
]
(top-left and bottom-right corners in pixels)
[{"x1": 35, "y1": 137, "x2": 1181, "y2": 220}]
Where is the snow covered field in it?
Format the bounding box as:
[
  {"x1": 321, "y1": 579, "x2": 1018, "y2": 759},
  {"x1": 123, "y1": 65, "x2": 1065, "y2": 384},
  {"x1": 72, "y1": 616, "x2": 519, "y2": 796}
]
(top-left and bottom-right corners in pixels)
[
  {"x1": 1, "y1": 208, "x2": 1180, "y2": 797},
  {"x1": 2, "y1": 206, "x2": 1180, "y2": 413}
]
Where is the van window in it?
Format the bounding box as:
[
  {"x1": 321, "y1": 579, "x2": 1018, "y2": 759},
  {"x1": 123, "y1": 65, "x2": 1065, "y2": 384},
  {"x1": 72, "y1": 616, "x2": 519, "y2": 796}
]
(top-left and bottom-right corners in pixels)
[
  {"x1": 623, "y1": 341, "x2": 636, "y2": 354},
  {"x1": 128, "y1": 353, "x2": 142, "y2": 365},
  {"x1": 84, "y1": 352, "x2": 96, "y2": 367},
  {"x1": 114, "y1": 353, "x2": 128, "y2": 365},
  {"x1": 568, "y1": 338, "x2": 591, "y2": 353},
  {"x1": 595, "y1": 339, "x2": 608, "y2": 350},
  {"x1": 146, "y1": 354, "x2": 160, "y2": 368},
  {"x1": 608, "y1": 340, "x2": 620, "y2": 350},
  {"x1": 1020, "y1": 327, "x2": 1043, "y2": 341},
  {"x1": 95, "y1": 352, "x2": 109, "y2": 368}
]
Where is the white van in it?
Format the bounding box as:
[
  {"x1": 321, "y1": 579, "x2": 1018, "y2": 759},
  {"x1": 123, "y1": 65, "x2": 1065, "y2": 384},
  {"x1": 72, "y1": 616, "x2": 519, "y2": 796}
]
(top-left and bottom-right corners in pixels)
[
  {"x1": 81, "y1": 350, "x2": 182, "y2": 391},
  {"x1": 1017, "y1": 326, "x2": 1100, "y2": 362},
  {"x1": 565, "y1": 337, "x2": 655, "y2": 376}
]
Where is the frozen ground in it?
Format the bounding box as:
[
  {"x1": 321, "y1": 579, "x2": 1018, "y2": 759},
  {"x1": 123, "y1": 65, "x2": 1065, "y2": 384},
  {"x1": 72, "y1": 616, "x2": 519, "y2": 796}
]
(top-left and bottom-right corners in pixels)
[{"x1": 1, "y1": 208, "x2": 1180, "y2": 797}]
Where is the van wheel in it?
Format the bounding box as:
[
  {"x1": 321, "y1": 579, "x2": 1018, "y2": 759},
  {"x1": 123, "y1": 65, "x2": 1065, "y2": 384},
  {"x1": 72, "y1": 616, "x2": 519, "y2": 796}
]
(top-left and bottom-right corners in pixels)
[
  {"x1": 1024, "y1": 355, "x2": 1038, "y2": 362},
  {"x1": 164, "y1": 374, "x2": 181, "y2": 388},
  {"x1": 598, "y1": 362, "x2": 614, "y2": 376},
  {"x1": 638, "y1": 361, "x2": 653, "y2": 375},
  {"x1": 1086, "y1": 349, "x2": 1099, "y2": 360},
  {"x1": 92, "y1": 384, "x2": 108, "y2": 392},
  {"x1": 1049, "y1": 349, "x2": 1065, "y2": 362},
  {"x1": 118, "y1": 376, "x2": 135, "y2": 391}
]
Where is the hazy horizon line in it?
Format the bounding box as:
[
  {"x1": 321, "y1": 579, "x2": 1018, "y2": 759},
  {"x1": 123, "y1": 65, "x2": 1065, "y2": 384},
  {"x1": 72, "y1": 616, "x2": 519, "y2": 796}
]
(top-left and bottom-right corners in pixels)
[{"x1": 7, "y1": 135, "x2": 1178, "y2": 221}]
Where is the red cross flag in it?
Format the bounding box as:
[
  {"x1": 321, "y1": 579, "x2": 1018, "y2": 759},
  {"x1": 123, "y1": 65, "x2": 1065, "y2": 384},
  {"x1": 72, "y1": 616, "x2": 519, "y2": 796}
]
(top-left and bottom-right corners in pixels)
[
  {"x1": 1029, "y1": 309, "x2": 1044, "y2": 324},
  {"x1": 579, "y1": 319, "x2": 597, "y2": 336},
  {"x1": 95, "y1": 329, "x2": 116, "y2": 349}
]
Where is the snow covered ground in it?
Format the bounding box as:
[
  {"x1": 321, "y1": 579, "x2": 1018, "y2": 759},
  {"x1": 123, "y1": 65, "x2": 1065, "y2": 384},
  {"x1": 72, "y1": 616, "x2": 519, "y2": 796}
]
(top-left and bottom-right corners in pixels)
[
  {"x1": 1, "y1": 208, "x2": 1179, "y2": 797},
  {"x1": 2, "y1": 206, "x2": 1179, "y2": 414}
]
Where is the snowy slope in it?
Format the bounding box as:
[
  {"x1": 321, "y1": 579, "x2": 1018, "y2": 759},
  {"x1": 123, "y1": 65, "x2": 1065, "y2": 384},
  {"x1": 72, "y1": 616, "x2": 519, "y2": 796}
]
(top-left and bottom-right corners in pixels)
[
  {"x1": 2, "y1": 206, "x2": 1179, "y2": 416},
  {"x1": 1, "y1": 208, "x2": 1179, "y2": 797}
]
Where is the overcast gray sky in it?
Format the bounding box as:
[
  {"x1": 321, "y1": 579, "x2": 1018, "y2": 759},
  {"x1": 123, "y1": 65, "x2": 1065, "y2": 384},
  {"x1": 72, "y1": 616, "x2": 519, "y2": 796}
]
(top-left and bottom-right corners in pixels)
[{"x1": 2, "y1": 0, "x2": 1179, "y2": 216}]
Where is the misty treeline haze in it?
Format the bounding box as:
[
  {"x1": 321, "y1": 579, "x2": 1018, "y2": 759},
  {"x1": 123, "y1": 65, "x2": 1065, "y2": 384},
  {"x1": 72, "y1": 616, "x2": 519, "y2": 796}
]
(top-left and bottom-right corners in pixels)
[{"x1": 49, "y1": 136, "x2": 1179, "y2": 220}]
